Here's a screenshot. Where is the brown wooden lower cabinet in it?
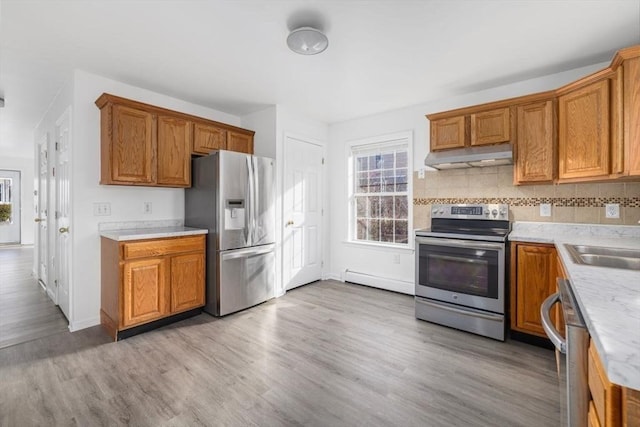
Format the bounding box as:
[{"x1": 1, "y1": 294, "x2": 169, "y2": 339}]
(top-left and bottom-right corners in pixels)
[
  {"x1": 510, "y1": 241, "x2": 557, "y2": 337},
  {"x1": 623, "y1": 388, "x2": 640, "y2": 426},
  {"x1": 101, "y1": 234, "x2": 205, "y2": 340}
]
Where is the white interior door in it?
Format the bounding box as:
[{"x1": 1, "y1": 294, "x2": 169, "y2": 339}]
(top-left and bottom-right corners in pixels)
[
  {"x1": 0, "y1": 170, "x2": 21, "y2": 244},
  {"x1": 283, "y1": 136, "x2": 323, "y2": 291},
  {"x1": 55, "y1": 108, "x2": 71, "y2": 320},
  {"x1": 36, "y1": 136, "x2": 51, "y2": 297}
]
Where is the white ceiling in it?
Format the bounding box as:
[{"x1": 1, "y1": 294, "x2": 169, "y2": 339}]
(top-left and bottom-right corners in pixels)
[{"x1": 1, "y1": 0, "x2": 639, "y2": 158}]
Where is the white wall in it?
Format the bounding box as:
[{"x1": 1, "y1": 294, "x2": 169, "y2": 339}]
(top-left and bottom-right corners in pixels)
[
  {"x1": 35, "y1": 70, "x2": 244, "y2": 331},
  {"x1": 0, "y1": 155, "x2": 35, "y2": 245},
  {"x1": 241, "y1": 106, "x2": 277, "y2": 159},
  {"x1": 327, "y1": 61, "x2": 608, "y2": 294}
]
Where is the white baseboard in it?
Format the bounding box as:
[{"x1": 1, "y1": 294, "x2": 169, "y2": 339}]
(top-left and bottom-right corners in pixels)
[
  {"x1": 343, "y1": 270, "x2": 414, "y2": 295},
  {"x1": 322, "y1": 273, "x2": 341, "y2": 281},
  {"x1": 69, "y1": 316, "x2": 100, "y2": 332}
]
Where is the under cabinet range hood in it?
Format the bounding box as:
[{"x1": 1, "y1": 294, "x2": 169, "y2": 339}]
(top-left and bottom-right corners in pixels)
[{"x1": 424, "y1": 143, "x2": 513, "y2": 170}]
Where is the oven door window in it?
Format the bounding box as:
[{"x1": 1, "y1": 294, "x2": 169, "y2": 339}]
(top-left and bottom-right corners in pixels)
[{"x1": 418, "y1": 244, "x2": 499, "y2": 299}]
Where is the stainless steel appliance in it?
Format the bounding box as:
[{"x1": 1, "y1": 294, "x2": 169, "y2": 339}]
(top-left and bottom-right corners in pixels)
[
  {"x1": 415, "y1": 203, "x2": 509, "y2": 341},
  {"x1": 541, "y1": 278, "x2": 589, "y2": 427},
  {"x1": 185, "y1": 150, "x2": 276, "y2": 316}
]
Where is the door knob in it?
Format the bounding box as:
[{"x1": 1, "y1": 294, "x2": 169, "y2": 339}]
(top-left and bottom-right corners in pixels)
[
  {"x1": 286, "y1": 220, "x2": 294, "y2": 226},
  {"x1": 34, "y1": 218, "x2": 43, "y2": 222},
  {"x1": 59, "y1": 227, "x2": 69, "y2": 234}
]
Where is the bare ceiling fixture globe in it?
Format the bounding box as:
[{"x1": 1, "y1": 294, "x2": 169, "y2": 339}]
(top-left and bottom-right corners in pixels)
[{"x1": 287, "y1": 27, "x2": 328, "y2": 55}]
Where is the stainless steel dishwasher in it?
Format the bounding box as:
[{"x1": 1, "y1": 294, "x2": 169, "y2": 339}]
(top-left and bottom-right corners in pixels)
[{"x1": 541, "y1": 278, "x2": 589, "y2": 427}]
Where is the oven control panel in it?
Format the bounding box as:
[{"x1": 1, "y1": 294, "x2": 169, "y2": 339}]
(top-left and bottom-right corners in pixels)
[{"x1": 430, "y1": 204, "x2": 508, "y2": 220}]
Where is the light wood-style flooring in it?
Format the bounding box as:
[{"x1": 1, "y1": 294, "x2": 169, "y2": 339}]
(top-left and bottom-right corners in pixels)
[
  {"x1": 0, "y1": 280, "x2": 561, "y2": 426},
  {"x1": 0, "y1": 246, "x2": 68, "y2": 349}
]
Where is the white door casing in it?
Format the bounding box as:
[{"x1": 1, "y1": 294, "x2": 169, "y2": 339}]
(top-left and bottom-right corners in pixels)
[
  {"x1": 283, "y1": 136, "x2": 323, "y2": 291},
  {"x1": 55, "y1": 107, "x2": 72, "y2": 321},
  {"x1": 37, "y1": 136, "x2": 50, "y2": 296},
  {"x1": 0, "y1": 170, "x2": 21, "y2": 244}
]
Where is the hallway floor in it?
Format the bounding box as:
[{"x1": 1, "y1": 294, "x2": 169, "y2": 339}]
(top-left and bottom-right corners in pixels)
[{"x1": 0, "y1": 246, "x2": 68, "y2": 349}]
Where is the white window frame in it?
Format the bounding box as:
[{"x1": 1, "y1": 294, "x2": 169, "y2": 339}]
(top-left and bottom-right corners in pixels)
[{"x1": 346, "y1": 131, "x2": 413, "y2": 249}]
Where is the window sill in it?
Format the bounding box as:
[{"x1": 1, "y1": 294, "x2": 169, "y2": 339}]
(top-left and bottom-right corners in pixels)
[{"x1": 342, "y1": 240, "x2": 414, "y2": 253}]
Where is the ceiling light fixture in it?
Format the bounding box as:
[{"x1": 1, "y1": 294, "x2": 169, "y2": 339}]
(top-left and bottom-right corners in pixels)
[
  {"x1": 287, "y1": 27, "x2": 328, "y2": 55},
  {"x1": 0, "y1": 98, "x2": 4, "y2": 108}
]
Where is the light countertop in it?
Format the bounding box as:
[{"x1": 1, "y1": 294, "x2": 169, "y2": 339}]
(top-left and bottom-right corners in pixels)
[
  {"x1": 100, "y1": 226, "x2": 208, "y2": 241},
  {"x1": 509, "y1": 222, "x2": 640, "y2": 390}
]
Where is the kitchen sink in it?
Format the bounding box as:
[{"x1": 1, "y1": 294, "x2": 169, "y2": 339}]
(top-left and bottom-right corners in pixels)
[{"x1": 565, "y1": 244, "x2": 640, "y2": 271}]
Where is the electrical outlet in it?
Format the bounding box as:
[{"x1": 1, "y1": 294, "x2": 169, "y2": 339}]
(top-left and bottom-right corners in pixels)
[
  {"x1": 418, "y1": 168, "x2": 425, "y2": 179},
  {"x1": 539, "y1": 203, "x2": 551, "y2": 217},
  {"x1": 93, "y1": 202, "x2": 111, "y2": 216},
  {"x1": 605, "y1": 204, "x2": 620, "y2": 219},
  {"x1": 143, "y1": 202, "x2": 152, "y2": 214}
]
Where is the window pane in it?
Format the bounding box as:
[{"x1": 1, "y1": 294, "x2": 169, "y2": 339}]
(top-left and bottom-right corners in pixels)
[
  {"x1": 356, "y1": 156, "x2": 369, "y2": 172},
  {"x1": 367, "y1": 196, "x2": 380, "y2": 218},
  {"x1": 367, "y1": 219, "x2": 380, "y2": 241},
  {"x1": 369, "y1": 171, "x2": 381, "y2": 193},
  {"x1": 383, "y1": 170, "x2": 395, "y2": 192},
  {"x1": 380, "y1": 196, "x2": 393, "y2": 218},
  {"x1": 369, "y1": 155, "x2": 381, "y2": 170},
  {"x1": 396, "y1": 168, "x2": 408, "y2": 192},
  {"x1": 357, "y1": 219, "x2": 367, "y2": 240},
  {"x1": 381, "y1": 220, "x2": 394, "y2": 242},
  {"x1": 394, "y1": 196, "x2": 408, "y2": 219},
  {"x1": 395, "y1": 220, "x2": 408, "y2": 243},
  {"x1": 356, "y1": 196, "x2": 367, "y2": 217},
  {"x1": 356, "y1": 172, "x2": 368, "y2": 193},
  {"x1": 396, "y1": 150, "x2": 408, "y2": 168},
  {"x1": 381, "y1": 152, "x2": 394, "y2": 169}
]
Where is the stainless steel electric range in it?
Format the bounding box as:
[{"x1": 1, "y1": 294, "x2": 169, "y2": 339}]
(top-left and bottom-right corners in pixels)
[{"x1": 414, "y1": 203, "x2": 510, "y2": 341}]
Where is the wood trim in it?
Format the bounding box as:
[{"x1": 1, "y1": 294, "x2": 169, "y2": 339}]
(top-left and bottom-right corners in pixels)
[
  {"x1": 624, "y1": 57, "x2": 640, "y2": 176},
  {"x1": 426, "y1": 90, "x2": 556, "y2": 121},
  {"x1": 95, "y1": 93, "x2": 255, "y2": 137},
  {"x1": 610, "y1": 45, "x2": 640, "y2": 69},
  {"x1": 589, "y1": 340, "x2": 622, "y2": 427},
  {"x1": 101, "y1": 237, "x2": 120, "y2": 324}
]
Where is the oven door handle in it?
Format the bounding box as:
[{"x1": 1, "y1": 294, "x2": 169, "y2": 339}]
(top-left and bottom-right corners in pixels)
[
  {"x1": 415, "y1": 237, "x2": 504, "y2": 251},
  {"x1": 541, "y1": 292, "x2": 566, "y2": 354}
]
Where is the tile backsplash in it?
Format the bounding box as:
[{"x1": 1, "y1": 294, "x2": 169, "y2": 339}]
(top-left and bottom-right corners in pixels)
[{"x1": 413, "y1": 165, "x2": 640, "y2": 229}]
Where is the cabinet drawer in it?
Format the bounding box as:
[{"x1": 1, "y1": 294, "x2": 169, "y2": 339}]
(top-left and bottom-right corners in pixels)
[
  {"x1": 588, "y1": 341, "x2": 621, "y2": 427},
  {"x1": 122, "y1": 235, "x2": 205, "y2": 260}
]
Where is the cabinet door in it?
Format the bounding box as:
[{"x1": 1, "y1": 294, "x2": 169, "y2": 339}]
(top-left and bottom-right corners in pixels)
[
  {"x1": 430, "y1": 116, "x2": 467, "y2": 150},
  {"x1": 513, "y1": 244, "x2": 557, "y2": 337},
  {"x1": 515, "y1": 101, "x2": 556, "y2": 184},
  {"x1": 122, "y1": 258, "x2": 169, "y2": 328},
  {"x1": 623, "y1": 57, "x2": 640, "y2": 176},
  {"x1": 588, "y1": 341, "x2": 621, "y2": 427},
  {"x1": 111, "y1": 104, "x2": 155, "y2": 183},
  {"x1": 170, "y1": 252, "x2": 205, "y2": 313},
  {"x1": 470, "y1": 107, "x2": 511, "y2": 146},
  {"x1": 558, "y1": 80, "x2": 610, "y2": 179},
  {"x1": 227, "y1": 131, "x2": 254, "y2": 154},
  {"x1": 193, "y1": 122, "x2": 227, "y2": 154},
  {"x1": 157, "y1": 115, "x2": 191, "y2": 187}
]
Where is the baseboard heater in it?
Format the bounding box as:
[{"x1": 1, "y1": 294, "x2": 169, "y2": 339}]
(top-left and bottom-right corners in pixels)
[{"x1": 343, "y1": 270, "x2": 414, "y2": 295}]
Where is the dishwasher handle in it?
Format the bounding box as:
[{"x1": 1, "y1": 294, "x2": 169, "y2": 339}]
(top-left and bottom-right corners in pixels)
[{"x1": 541, "y1": 292, "x2": 566, "y2": 354}]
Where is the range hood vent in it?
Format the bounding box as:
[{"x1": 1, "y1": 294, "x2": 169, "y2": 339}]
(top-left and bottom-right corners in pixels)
[{"x1": 424, "y1": 143, "x2": 513, "y2": 170}]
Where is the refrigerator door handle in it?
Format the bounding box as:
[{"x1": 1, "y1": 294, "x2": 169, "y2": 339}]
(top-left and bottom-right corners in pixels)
[
  {"x1": 251, "y1": 156, "x2": 259, "y2": 244},
  {"x1": 245, "y1": 155, "x2": 252, "y2": 246},
  {"x1": 221, "y1": 245, "x2": 275, "y2": 261}
]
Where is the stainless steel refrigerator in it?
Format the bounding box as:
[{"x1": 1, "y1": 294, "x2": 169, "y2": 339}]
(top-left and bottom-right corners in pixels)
[{"x1": 185, "y1": 150, "x2": 276, "y2": 316}]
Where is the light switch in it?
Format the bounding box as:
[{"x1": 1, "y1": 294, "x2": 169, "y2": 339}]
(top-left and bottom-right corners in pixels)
[
  {"x1": 93, "y1": 202, "x2": 111, "y2": 216},
  {"x1": 143, "y1": 202, "x2": 152, "y2": 214}
]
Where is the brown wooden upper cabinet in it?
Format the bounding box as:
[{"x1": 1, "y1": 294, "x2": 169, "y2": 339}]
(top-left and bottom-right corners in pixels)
[
  {"x1": 558, "y1": 79, "x2": 612, "y2": 181},
  {"x1": 430, "y1": 116, "x2": 467, "y2": 150},
  {"x1": 193, "y1": 122, "x2": 227, "y2": 154},
  {"x1": 470, "y1": 107, "x2": 511, "y2": 146},
  {"x1": 514, "y1": 100, "x2": 556, "y2": 184},
  {"x1": 428, "y1": 107, "x2": 512, "y2": 152},
  {"x1": 96, "y1": 93, "x2": 255, "y2": 188},
  {"x1": 425, "y1": 44, "x2": 640, "y2": 184}
]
